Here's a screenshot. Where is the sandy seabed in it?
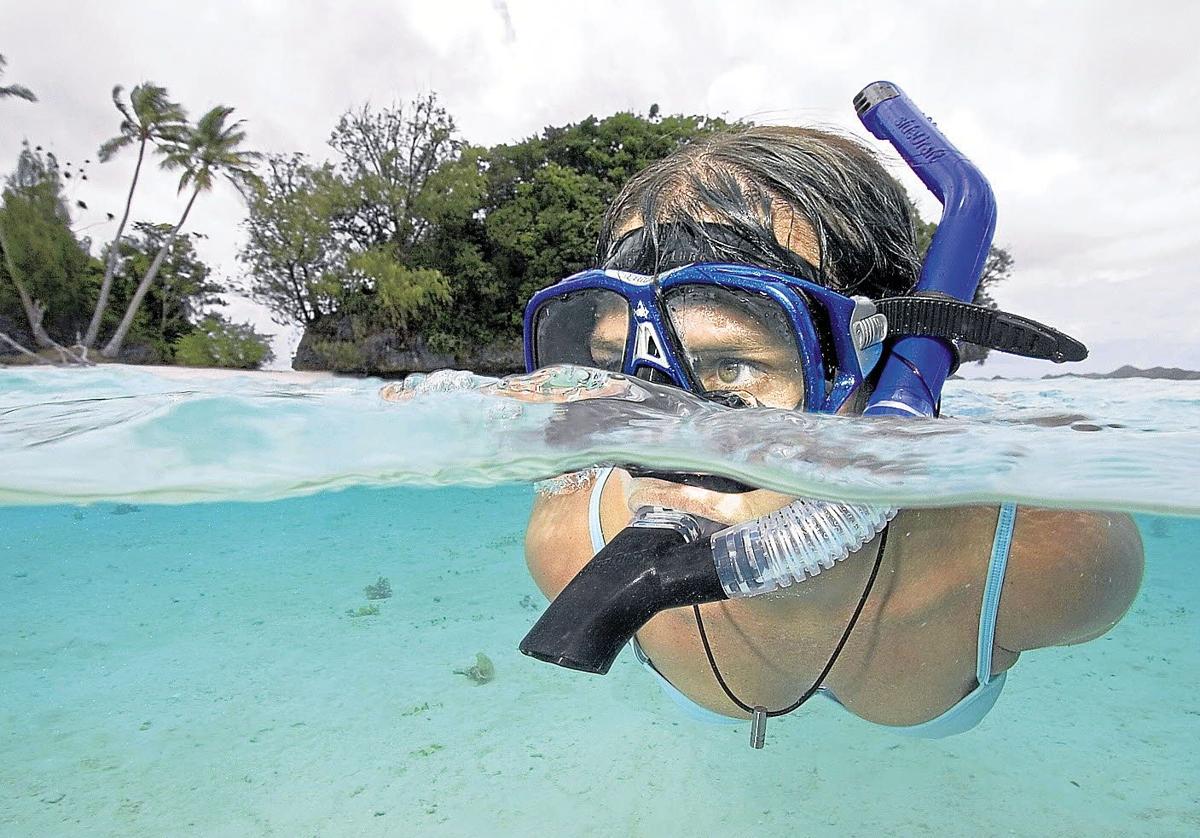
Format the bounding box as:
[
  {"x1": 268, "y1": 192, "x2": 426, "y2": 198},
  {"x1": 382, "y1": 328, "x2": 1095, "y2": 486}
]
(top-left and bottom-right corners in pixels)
[{"x1": 1, "y1": 485, "x2": 1196, "y2": 837}]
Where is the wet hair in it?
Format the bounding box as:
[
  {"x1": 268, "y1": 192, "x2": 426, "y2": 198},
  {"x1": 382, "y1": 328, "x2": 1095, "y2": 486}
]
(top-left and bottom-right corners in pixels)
[{"x1": 596, "y1": 126, "x2": 921, "y2": 298}]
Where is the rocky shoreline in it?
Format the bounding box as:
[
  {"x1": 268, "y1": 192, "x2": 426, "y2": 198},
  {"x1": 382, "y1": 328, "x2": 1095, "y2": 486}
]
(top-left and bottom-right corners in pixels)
[{"x1": 291, "y1": 319, "x2": 523, "y2": 377}]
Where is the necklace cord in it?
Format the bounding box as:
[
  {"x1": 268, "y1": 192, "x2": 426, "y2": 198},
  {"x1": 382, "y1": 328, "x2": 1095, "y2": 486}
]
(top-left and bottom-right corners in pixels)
[{"x1": 693, "y1": 522, "x2": 890, "y2": 718}]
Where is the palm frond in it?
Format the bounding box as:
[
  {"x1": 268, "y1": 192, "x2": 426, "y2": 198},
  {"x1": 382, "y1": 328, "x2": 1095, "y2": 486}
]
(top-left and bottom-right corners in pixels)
[
  {"x1": 176, "y1": 168, "x2": 195, "y2": 194},
  {"x1": 111, "y1": 85, "x2": 134, "y2": 125},
  {"x1": 152, "y1": 104, "x2": 260, "y2": 197},
  {"x1": 97, "y1": 134, "x2": 133, "y2": 162},
  {"x1": 100, "y1": 82, "x2": 188, "y2": 161},
  {"x1": 0, "y1": 57, "x2": 36, "y2": 101},
  {"x1": 131, "y1": 82, "x2": 187, "y2": 132},
  {"x1": 0, "y1": 83, "x2": 37, "y2": 101}
]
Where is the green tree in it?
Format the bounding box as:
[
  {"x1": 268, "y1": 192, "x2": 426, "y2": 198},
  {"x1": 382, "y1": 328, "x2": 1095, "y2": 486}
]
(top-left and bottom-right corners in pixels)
[
  {"x1": 0, "y1": 54, "x2": 36, "y2": 102},
  {"x1": 484, "y1": 111, "x2": 730, "y2": 207},
  {"x1": 86, "y1": 83, "x2": 188, "y2": 347},
  {"x1": 172, "y1": 313, "x2": 273, "y2": 369},
  {"x1": 0, "y1": 143, "x2": 97, "y2": 348},
  {"x1": 106, "y1": 222, "x2": 224, "y2": 359},
  {"x1": 328, "y1": 94, "x2": 462, "y2": 257},
  {"x1": 239, "y1": 153, "x2": 346, "y2": 326},
  {"x1": 240, "y1": 98, "x2": 473, "y2": 355},
  {"x1": 484, "y1": 162, "x2": 606, "y2": 307},
  {"x1": 425, "y1": 109, "x2": 730, "y2": 350},
  {"x1": 102, "y1": 105, "x2": 260, "y2": 358},
  {"x1": 345, "y1": 250, "x2": 449, "y2": 337}
]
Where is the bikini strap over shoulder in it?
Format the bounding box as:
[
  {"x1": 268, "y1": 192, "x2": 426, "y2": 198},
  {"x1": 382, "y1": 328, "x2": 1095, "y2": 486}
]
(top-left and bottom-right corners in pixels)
[{"x1": 977, "y1": 503, "x2": 1018, "y2": 686}]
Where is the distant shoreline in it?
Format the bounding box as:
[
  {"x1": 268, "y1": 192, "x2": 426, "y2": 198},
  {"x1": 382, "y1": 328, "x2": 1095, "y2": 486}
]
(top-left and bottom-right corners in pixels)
[{"x1": 961, "y1": 364, "x2": 1200, "y2": 382}]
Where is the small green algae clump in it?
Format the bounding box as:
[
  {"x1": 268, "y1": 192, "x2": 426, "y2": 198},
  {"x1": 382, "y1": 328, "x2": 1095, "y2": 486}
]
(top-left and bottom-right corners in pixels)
[
  {"x1": 454, "y1": 652, "x2": 495, "y2": 684},
  {"x1": 364, "y1": 577, "x2": 393, "y2": 600},
  {"x1": 346, "y1": 604, "x2": 380, "y2": 618}
]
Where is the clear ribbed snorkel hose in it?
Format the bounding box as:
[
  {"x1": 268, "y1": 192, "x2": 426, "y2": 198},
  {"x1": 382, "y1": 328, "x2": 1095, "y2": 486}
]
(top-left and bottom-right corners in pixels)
[{"x1": 710, "y1": 500, "x2": 897, "y2": 598}]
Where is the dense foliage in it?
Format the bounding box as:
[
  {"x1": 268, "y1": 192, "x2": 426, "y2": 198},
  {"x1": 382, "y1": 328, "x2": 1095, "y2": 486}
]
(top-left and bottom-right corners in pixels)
[
  {"x1": 243, "y1": 98, "x2": 1012, "y2": 368},
  {"x1": 172, "y1": 314, "x2": 273, "y2": 369},
  {"x1": 241, "y1": 99, "x2": 733, "y2": 361},
  {"x1": 105, "y1": 223, "x2": 225, "y2": 360},
  {"x1": 0, "y1": 143, "x2": 268, "y2": 366},
  {"x1": 0, "y1": 144, "x2": 99, "y2": 344}
]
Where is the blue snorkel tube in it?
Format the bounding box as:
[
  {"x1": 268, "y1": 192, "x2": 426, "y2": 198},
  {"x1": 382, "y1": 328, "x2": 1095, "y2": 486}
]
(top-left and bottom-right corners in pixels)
[{"x1": 856, "y1": 81, "x2": 997, "y2": 418}]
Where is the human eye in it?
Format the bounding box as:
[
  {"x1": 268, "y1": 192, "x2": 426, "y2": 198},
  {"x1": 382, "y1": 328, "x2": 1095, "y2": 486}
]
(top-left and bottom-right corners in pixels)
[
  {"x1": 714, "y1": 357, "x2": 761, "y2": 387},
  {"x1": 692, "y1": 352, "x2": 764, "y2": 392}
]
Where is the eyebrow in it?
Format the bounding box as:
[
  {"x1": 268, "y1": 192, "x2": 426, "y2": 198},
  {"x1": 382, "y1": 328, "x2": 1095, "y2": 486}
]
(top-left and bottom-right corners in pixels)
[
  {"x1": 673, "y1": 320, "x2": 793, "y2": 353},
  {"x1": 685, "y1": 339, "x2": 795, "y2": 359}
]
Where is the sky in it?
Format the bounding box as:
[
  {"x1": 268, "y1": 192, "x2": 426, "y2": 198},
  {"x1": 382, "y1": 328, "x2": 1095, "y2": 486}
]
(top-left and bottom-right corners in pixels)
[{"x1": 2, "y1": 0, "x2": 1197, "y2": 375}]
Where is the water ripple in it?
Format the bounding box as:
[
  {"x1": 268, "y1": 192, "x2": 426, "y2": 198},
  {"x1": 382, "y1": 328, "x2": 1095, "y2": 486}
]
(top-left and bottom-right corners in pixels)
[{"x1": 1, "y1": 365, "x2": 1197, "y2": 514}]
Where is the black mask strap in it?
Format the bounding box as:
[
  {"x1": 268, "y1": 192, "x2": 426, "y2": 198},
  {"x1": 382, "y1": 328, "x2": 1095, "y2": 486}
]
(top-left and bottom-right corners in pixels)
[{"x1": 877, "y1": 294, "x2": 1088, "y2": 363}]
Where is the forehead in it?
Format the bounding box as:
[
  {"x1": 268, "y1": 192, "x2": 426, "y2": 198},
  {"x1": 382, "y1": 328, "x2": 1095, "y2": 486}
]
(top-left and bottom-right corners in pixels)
[
  {"x1": 612, "y1": 203, "x2": 820, "y2": 267},
  {"x1": 591, "y1": 285, "x2": 795, "y2": 347}
]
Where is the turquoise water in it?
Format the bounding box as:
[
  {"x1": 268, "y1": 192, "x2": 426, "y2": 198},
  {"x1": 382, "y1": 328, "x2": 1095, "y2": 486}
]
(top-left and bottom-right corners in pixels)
[{"x1": 2, "y1": 367, "x2": 1199, "y2": 836}]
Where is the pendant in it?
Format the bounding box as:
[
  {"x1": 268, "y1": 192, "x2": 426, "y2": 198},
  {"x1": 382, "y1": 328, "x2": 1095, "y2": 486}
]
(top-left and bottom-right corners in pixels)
[{"x1": 750, "y1": 705, "x2": 768, "y2": 749}]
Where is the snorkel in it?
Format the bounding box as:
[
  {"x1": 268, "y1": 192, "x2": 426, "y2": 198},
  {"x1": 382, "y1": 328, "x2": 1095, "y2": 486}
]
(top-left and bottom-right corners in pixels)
[
  {"x1": 856, "y1": 82, "x2": 996, "y2": 418},
  {"x1": 520, "y1": 82, "x2": 1073, "y2": 680}
]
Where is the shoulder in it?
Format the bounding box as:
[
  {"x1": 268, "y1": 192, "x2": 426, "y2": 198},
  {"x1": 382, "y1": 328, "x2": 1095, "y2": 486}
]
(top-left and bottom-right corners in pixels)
[{"x1": 997, "y1": 508, "x2": 1144, "y2": 652}]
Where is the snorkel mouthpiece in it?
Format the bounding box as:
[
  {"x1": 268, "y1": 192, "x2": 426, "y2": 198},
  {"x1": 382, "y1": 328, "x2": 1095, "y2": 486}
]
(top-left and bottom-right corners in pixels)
[
  {"x1": 520, "y1": 500, "x2": 896, "y2": 673},
  {"x1": 519, "y1": 510, "x2": 725, "y2": 674}
]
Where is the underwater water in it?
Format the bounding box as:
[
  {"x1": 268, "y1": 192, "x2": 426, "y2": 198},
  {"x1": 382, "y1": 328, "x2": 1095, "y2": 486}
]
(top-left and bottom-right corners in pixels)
[{"x1": 1, "y1": 367, "x2": 1198, "y2": 836}]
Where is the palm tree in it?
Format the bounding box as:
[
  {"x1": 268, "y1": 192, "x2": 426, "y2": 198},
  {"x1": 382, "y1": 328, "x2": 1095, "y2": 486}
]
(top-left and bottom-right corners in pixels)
[
  {"x1": 0, "y1": 54, "x2": 36, "y2": 102},
  {"x1": 101, "y1": 106, "x2": 260, "y2": 358},
  {"x1": 84, "y1": 83, "x2": 187, "y2": 347},
  {"x1": 0, "y1": 55, "x2": 45, "y2": 346}
]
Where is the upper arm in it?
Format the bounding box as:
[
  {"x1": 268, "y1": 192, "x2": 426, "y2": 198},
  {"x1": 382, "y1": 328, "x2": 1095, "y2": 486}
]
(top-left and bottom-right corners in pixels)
[{"x1": 997, "y1": 509, "x2": 1145, "y2": 653}]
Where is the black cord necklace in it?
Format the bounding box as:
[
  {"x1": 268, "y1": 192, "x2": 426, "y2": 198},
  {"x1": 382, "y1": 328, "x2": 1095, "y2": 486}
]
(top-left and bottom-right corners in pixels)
[{"x1": 692, "y1": 523, "x2": 891, "y2": 748}]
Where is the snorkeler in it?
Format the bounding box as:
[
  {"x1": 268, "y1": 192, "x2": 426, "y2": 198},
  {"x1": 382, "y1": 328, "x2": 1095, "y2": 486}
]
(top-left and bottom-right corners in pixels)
[{"x1": 517, "y1": 84, "x2": 1145, "y2": 744}]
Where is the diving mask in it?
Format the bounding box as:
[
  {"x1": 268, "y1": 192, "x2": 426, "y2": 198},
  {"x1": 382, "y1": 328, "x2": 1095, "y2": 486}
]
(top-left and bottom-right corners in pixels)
[{"x1": 526, "y1": 260, "x2": 885, "y2": 414}]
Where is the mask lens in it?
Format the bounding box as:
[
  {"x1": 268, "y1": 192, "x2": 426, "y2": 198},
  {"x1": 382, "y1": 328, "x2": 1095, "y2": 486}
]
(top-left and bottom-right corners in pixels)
[
  {"x1": 663, "y1": 285, "x2": 806, "y2": 409},
  {"x1": 534, "y1": 289, "x2": 630, "y2": 371}
]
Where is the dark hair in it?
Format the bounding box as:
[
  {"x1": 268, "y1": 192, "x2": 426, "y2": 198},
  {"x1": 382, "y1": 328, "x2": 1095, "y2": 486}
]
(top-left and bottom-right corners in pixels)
[{"x1": 596, "y1": 125, "x2": 921, "y2": 298}]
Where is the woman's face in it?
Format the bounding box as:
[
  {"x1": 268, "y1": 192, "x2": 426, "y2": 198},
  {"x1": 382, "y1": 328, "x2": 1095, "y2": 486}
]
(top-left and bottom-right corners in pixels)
[{"x1": 589, "y1": 207, "x2": 823, "y2": 410}]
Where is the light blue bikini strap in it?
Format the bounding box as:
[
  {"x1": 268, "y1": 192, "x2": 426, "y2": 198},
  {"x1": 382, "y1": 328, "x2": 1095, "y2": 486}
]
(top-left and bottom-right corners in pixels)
[
  {"x1": 977, "y1": 503, "x2": 1018, "y2": 686},
  {"x1": 588, "y1": 467, "x2": 615, "y2": 555}
]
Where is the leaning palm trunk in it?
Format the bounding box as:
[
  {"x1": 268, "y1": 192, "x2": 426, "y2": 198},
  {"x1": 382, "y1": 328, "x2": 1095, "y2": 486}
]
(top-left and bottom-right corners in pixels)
[
  {"x1": 0, "y1": 221, "x2": 55, "y2": 347},
  {"x1": 85, "y1": 139, "x2": 146, "y2": 347},
  {"x1": 101, "y1": 186, "x2": 198, "y2": 358}
]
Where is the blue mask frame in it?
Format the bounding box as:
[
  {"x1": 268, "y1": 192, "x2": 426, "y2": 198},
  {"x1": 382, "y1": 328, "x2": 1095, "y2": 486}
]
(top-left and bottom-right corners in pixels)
[{"x1": 523, "y1": 262, "x2": 881, "y2": 414}]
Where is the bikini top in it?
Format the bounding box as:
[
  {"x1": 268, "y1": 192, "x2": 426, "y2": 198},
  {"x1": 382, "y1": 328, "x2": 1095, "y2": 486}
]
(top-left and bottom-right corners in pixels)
[{"x1": 587, "y1": 467, "x2": 1017, "y2": 739}]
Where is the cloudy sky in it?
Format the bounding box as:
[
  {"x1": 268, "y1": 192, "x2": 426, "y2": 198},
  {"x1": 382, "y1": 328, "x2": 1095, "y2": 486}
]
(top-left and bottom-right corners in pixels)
[{"x1": 2, "y1": 0, "x2": 1196, "y2": 374}]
